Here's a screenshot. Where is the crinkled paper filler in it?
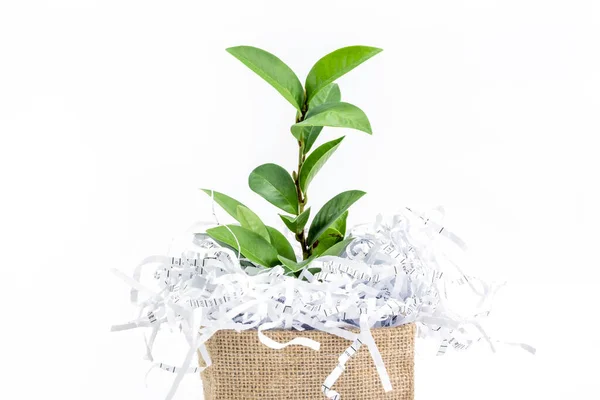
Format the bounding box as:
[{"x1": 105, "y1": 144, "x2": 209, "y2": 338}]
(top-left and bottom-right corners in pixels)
[{"x1": 112, "y1": 207, "x2": 532, "y2": 400}]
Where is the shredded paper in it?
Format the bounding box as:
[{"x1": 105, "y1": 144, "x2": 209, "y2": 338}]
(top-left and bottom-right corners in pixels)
[{"x1": 112, "y1": 207, "x2": 528, "y2": 399}]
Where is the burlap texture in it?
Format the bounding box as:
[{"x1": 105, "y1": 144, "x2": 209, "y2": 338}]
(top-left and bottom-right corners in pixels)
[{"x1": 200, "y1": 323, "x2": 415, "y2": 400}]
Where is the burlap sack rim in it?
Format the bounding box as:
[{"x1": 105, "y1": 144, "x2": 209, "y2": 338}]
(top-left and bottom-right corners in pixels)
[{"x1": 220, "y1": 324, "x2": 405, "y2": 333}]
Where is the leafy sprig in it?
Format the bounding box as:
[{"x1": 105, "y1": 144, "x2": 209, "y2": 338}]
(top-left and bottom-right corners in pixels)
[{"x1": 203, "y1": 45, "x2": 382, "y2": 274}]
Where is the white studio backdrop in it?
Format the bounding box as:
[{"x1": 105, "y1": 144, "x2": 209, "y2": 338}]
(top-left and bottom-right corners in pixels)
[{"x1": 0, "y1": 1, "x2": 598, "y2": 399}]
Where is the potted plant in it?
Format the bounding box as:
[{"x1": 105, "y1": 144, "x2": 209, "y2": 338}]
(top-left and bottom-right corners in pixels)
[{"x1": 197, "y1": 45, "x2": 415, "y2": 400}]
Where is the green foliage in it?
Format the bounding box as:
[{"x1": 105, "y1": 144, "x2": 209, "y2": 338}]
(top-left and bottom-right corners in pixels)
[
  {"x1": 292, "y1": 102, "x2": 372, "y2": 136},
  {"x1": 279, "y1": 208, "x2": 311, "y2": 234},
  {"x1": 312, "y1": 227, "x2": 344, "y2": 256},
  {"x1": 311, "y1": 211, "x2": 348, "y2": 255},
  {"x1": 331, "y1": 210, "x2": 348, "y2": 236},
  {"x1": 248, "y1": 163, "x2": 298, "y2": 214},
  {"x1": 309, "y1": 82, "x2": 341, "y2": 108},
  {"x1": 226, "y1": 46, "x2": 304, "y2": 111},
  {"x1": 206, "y1": 225, "x2": 280, "y2": 267},
  {"x1": 302, "y1": 83, "x2": 342, "y2": 153},
  {"x1": 307, "y1": 190, "x2": 365, "y2": 246},
  {"x1": 237, "y1": 205, "x2": 270, "y2": 241},
  {"x1": 201, "y1": 189, "x2": 246, "y2": 222},
  {"x1": 319, "y1": 237, "x2": 354, "y2": 257},
  {"x1": 204, "y1": 44, "x2": 382, "y2": 274},
  {"x1": 278, "y1": 255, "x2": 313, "y2": 274},
  {"x1": 305, "y1": 45, "x2": 382, "y2": 102},
  {"x1": 279, "y1": 236, "x2": 353, "y2": 275},
  {"x1": 266, "y1": 226, "x2": 296, "y2": 261},
  {"x1": 299, "y1": 136, "x2": 345, "y2": 193},
  {"x1": 301, "y1": 125, "x2": 324, "y2": 154}
]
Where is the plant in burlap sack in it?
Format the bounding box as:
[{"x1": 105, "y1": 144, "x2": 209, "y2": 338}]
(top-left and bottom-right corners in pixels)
[
  {"x1": 110, "y1": 43, "x2": 536, "y2": 400},
  {"x1": 203, "y1": 45, "x2": 382, "y2": 273}
]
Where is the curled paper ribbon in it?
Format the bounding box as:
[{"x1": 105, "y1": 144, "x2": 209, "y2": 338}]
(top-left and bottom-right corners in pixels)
[{"x1": 112, "y1": 208, "x2": 530, "y2": 399}]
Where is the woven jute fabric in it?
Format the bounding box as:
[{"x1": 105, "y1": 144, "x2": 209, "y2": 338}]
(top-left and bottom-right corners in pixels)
[{"x1": 199, "y1": 323, "x2": 415, "y2": 400}]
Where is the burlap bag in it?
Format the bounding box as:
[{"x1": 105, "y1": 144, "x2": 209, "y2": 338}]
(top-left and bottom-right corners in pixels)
[{"x1": 200, "y1": 323, "x2": 415, "y2": 400}]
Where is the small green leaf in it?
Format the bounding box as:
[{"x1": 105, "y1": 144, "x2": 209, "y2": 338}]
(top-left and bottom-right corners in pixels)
[
  {"x1": 292, "y1": 102, "x2": 372, "y2": 135},
  {"x1": 301, "y1": 128, "x2": 319, "y2": 154},
  {"x1": 309, "y1": 83, "x2": 341, "y2": 109},
  {"x1": 290, "y1": 124, "x2": 308, "y2": 141},
  {"x1": 303, "y1": 83, "x2": 342, "y2": 153},
  {"x1": 200, "y1": 189, "x2": 246, "y2": 222},
  {"x1": 279, "y1": 208, "x2": 311, "y2": 234},
  {"x1": 311, "y1": 213, "x2": 348, "y2": 256},
  {"x1": 278, "y1": 255, "x2": 314, "y2": 273},
  {"x1": 226, "y1": 46, "x2": 304, "y2": 111},
  {"x1": 305, "y1": 45, "x2": 382, "y2": 102},
  {"x1": 267, "y1": 226, "x2": 296, "y2": 261},
  {"x1": 318, "y1": 237, "x2": 354, "y2": 257},
  {"x1": 248, "y1": 163, "x2": 299, "y2": 214},
  {"x1": 206, "y1": 225, "x2": 279, "y2": 267},
  {"x1": 331, "y1": 210, "x2": 348, "y2": 237},
  {"x1": 236, "y1": 205, "x2": 270, "y2": 242},
  {"x1": 307, "y1": 190, "x2": 366, "y2": 246},
  {"x1": 299, "y1": 136, "x2": 345, "y2": 193},
  {"x1": 312, "y1": 228, "x2": 343, "y2": 256},
  {"x1": 306, "y1": 237, "x2": 355, "y2": 276}
]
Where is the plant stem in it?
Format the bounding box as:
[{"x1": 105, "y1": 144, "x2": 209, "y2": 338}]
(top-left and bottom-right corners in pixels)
[{"x1": 295, "y1": 106, "x2": 311, "y2": 260}]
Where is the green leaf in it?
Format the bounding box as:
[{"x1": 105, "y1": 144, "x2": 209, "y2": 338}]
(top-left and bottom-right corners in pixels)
[
  {"x1": 309, "y1": 82, "x2": 341, "y2": 109},
  {"x1": 290, "y1": 124, "x2": 309, "y2": 141},
  {"x1": 279, "y1": 234, "x2": 352, "y2": 274},
  {"x1": 307, "y1": 190, "x2": 366, "y2": 246},
  {"x1": 302, "y1": 129, "x2": 319, "y2": 154},
  {"x1": 311, "y1": 212, "x2": 348, "y2": 255},
  {"x1": 292, "y1": 102, "x2": 372, "y2": 135},
  {"x1": 312, "y1": 228, "x2": 344, "y2": 256},
  {"x1": 267, "y1": 226, "x2": 296, "y2": 261},
  {"x1": 205, "y1": 225, "x2": 279, "y2": 267},
  {"x1": 236, "y1": 205, "x2": 270, "y2": 242},
  {"x1": 318, "y1": 237, "x2": 354, "y2": 257},
  {"x1": 226, "y1": 46, "x2": 304, "y2": 111},
  {"x1": 278, "y1": 255, "x2": 314, "y2": 273},
  {"x1": 248, "y1": 163, "x2": 299, "y2": 214},
  {"x1": 299, "y1": 136, "x2": 345, "y2": 193},
  {"x1": 305, "y1": 45, "x2": 382, "y2": 102},
  {"x1": 279, "y1": 208, "x2": 311, "y2": 234},
  {"x1": 302, "y1": 83, "x2": 342, "y2": 153},
  {"x1": 331, "y1": 210, "x2": 348, "y2": 237},
  {"x1": 200, "y1": 189, "x2": 245, "y2": 222},
  {"x1": 290, "y1": 85, "x2": 345, "y2": 145},
  {"x1": 304, "y1": 237, "x2": 354, "y2": 277},
  {"x1": 295, "y1": 125, "x2": 321, "y2": 151}
]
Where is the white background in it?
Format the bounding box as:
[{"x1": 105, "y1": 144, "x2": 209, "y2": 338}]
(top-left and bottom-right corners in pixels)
[{"x1": 1, "y1": 1, "x2": 599, "y2": 399}]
